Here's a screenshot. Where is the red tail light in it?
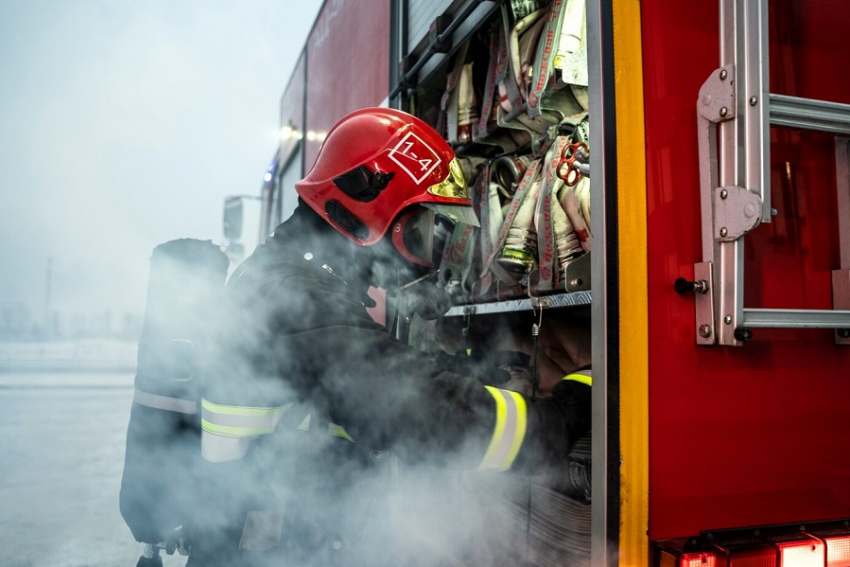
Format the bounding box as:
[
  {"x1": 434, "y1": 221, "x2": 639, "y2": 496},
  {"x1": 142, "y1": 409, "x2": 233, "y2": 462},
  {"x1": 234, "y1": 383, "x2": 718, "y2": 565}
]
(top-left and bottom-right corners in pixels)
[
  {"x1": 654, "y1": 521, "x2": 850, "y2": 567},
  {"x1": 779, "y1": 540, "x2": 825, "y2": 567},
  {"x1": 732, "y1": 548, "x2": 777, "y2": 567},
  {"x1": 682, "y1": 552, "x2": 720, "y2": 567},
  {"x1": 826, "y1": 537, "x2": 850, "y2": 567}
]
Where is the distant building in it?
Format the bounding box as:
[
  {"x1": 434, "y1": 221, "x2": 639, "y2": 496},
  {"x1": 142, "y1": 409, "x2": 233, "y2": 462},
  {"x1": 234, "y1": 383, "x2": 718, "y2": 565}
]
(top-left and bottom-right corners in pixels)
[{"x1": 0, "y1": 302, "x2": 34, "y2": 339}]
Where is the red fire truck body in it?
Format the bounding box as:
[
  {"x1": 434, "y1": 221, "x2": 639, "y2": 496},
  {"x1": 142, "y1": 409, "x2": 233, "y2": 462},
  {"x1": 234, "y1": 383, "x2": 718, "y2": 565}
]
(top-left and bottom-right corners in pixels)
[{"x1": 238, "y1": 1, "x2": 850, "y2": 565}]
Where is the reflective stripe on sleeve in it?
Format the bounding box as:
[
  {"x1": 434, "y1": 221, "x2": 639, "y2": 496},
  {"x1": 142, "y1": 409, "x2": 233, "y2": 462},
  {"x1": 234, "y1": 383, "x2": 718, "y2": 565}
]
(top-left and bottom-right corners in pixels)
[
  {"x1": 328, "y1": 423, "x2": 354, "y2": 443},
  {"x1": 562, "y1": 370, "x2": 592, "y2": 387},
  {"x1": 297, "y1": 413, "x2": 312, "y2": 431},
  {"x1": 200, "y1": 398, "x2": 292, "y2": 463},
  {"x1": 200, "y1": 398, "x2": 292, "y2": 438},
  {"x1": 297, "y1": 414, "x2": 354, "y2": 442},
  {"x1": 202, "y1": 432, "x2": 253, "y2": 463},
  {"x1": 134, "y1": 389, "x2": 197, "y2": 414},
  {"x1": 478, "y1": 386, "x2": 527, "y2": 471}
]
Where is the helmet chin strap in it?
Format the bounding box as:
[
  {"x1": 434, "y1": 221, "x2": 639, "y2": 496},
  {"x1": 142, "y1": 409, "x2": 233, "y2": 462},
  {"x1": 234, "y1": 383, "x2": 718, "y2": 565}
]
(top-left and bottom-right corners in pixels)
[{"x1": 399, "y1": 270, "x2": 439, "y2": 291}]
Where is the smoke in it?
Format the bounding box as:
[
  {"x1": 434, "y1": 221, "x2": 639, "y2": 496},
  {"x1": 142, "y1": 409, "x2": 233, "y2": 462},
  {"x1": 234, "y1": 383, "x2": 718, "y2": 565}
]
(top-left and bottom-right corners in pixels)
[
  {"x1": 116, "y1": 207, "x2": 593, "y2": 567},
  {"x1": 0, "y1": 2, "x2": 324, "y2": 566},
  {"x1": 0, "y1": 2, "x2": 594, "y2": 562},
  {"x1": 0, "y1": 0, "x2": 322, "y2": 326}
]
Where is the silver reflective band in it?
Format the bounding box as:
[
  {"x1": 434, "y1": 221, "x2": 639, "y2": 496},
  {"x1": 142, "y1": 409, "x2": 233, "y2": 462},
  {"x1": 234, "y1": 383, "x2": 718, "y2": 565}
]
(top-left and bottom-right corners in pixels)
[
  {"x1": 478, "y1": 387, "x2": 528, "y2": 471},
  {"x1": 201, "y1": 399, "x2": 292, "y2": 463},
  {"x1": 134, "y1": 389, "x2": 197, "y2": 415},
  {"x1": 201, "y1": 399, "x2": 292, "y2": 437},
  {"x1": 202, "y1": 432, "x2": 253, "y2": 463}
]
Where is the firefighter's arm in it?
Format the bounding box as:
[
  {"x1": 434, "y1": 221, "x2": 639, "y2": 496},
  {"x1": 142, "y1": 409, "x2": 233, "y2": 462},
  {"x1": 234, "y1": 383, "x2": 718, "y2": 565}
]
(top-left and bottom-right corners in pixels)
[
  {"x1": 284, "y1": 326, "x2": 591, "y2": 473},
  {"x1": 476, "y1": 376, "x2": 592, "y2": 473}
]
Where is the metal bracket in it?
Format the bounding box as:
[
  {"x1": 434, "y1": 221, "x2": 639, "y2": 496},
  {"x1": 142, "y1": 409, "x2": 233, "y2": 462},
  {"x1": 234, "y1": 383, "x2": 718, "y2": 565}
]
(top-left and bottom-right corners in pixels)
[
  {"x1": 698, "y1": 65, "x2": 736, "y2": 123},
  {"x1": 714, "y1": 185, "x2": 762, "y2": 241},
  {"x1": 694, "y1": 262, "x2": 716, "y2": 345},
  {"x1": 565, "y1": 251, "x2": 592, "y2": 292},
  {"x1": 697, "y1": 65, "x2": 737, "y2": 261}
]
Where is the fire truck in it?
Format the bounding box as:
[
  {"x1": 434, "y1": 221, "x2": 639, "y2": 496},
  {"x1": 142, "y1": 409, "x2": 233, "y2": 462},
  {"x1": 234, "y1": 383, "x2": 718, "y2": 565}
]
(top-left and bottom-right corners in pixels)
[{"x1": 222, "y1": 0, "x2": 850, "y2": 565}]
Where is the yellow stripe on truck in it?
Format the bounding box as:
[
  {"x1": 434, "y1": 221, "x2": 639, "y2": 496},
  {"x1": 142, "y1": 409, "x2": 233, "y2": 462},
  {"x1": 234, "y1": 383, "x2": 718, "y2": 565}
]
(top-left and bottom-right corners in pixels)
[{"x1": 613, "y1": 0, "x2": 650, "y2": 564}]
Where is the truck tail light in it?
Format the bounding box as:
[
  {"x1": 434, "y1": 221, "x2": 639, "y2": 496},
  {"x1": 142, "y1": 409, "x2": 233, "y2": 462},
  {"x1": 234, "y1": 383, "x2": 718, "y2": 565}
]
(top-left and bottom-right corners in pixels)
[
  {"x1": 779, "y1": 540, "x2": 825, "y2": 567},
  {"x1": 825, "y1": 536, "x2": 850, "y2": 567},
  {"x1": 681, "y1": 552, "x2": 721, "y2": 567},
  {"x1": 654, "y1": 520, "x2": 850, "y2": 567}
]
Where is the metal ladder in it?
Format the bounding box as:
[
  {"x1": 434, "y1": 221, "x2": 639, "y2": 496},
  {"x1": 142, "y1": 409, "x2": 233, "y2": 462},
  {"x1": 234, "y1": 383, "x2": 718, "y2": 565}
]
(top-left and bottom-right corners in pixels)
[{"x1": 690, "y1": 0, "x2": 850, "y2": 346}]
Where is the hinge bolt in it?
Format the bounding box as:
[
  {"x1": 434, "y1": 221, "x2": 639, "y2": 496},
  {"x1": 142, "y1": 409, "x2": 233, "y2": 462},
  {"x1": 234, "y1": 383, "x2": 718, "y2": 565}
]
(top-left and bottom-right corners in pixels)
[
  {"x1": 719, "y1": 69, "x2": 728, "y2": 80},
  {"x1": 838, "y1": 329, "x2": 850, "y2": 339},
  {"x1": 724, "y1": 315, "x2": 732, "y2": 325},
  {"x1": 749, "y1": 96, "x2": 758, "y2": 106},
  {"x1": 720, "y1": 227, "x2": 728, "y2": 237},
  {"x1": 699, "y1": 324, "x2": 712, "y2": 338},
  {"x1": 720, "y1": 189, "x2": 728, "y2": 199},
  {"x1": 719, "y1": 107, "x2": 728, "y2": 117},
  {"x1": 771, "y1": 208, "x2": 778, "y2": 217}
]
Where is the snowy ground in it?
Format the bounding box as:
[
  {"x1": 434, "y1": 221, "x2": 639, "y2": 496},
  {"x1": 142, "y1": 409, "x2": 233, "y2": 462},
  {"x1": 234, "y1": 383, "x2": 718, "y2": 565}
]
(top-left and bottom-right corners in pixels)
[
  {"x1": 0, "y1": 340, "x2": 137, "y2": 372},
  {"x1": 0, "y1": 372, "x2": 186, "y2": 567}
]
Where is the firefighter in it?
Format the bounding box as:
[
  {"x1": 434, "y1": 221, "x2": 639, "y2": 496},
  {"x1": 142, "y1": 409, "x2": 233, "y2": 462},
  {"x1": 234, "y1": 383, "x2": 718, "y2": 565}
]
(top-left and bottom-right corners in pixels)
[{"x1": 190, "y1": 107, "x2": 591, "y2": 566}]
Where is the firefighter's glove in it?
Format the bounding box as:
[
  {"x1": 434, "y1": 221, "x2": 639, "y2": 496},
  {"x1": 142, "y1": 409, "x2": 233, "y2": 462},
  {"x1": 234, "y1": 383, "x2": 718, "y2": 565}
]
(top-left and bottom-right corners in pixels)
[
  {"x1": 516, "y1": 380, "x2": 592, "y2": 475},
  {"x1": 402, "y1": 281, "x2": 453, "y2": 320},
  {"x1": 432, "y1": 351, "x2": 512, "y2": 385}
]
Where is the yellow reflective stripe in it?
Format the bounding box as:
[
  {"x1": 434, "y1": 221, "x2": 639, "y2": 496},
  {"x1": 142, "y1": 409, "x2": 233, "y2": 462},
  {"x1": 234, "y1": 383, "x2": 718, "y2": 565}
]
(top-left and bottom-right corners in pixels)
[
  {"x1": 505, "y1": 391, "x2": 527, "y2": 467},
  {"x1": 328, "y1": 423, "x2": 354, "y2": 442},
  {"x1": 201, "y1": 398, "x2": 291, "y2": 438},
  {"x1": 562, "y1": 371, "x2": 592, "y2": 387},
  {"x1": 297, "y1": 413, "x2": 312, "y2": 431},
  {"x1": 201, "y1": 398, "x2": 288, "y2": 417},
  {"x1": 484, "y1": 386, "x2": 507, "y2": 460},
  {"x1": 201, "y1": 419, "x2": 273, "y2": 438},
  {"x1": 478, "y1": 386, "x2": 527, "y2": 471}
]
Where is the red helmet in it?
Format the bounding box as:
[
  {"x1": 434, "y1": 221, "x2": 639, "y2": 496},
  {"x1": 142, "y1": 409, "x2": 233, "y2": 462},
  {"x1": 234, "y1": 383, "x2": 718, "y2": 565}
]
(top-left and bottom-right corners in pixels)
[{"x1": 295, "y1": 108, "x2": 478, "y2": 259}]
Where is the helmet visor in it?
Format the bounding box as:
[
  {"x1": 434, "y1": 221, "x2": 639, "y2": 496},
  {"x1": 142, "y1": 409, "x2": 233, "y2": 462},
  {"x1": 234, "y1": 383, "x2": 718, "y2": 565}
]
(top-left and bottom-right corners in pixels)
[
  {"x1": 423, "y1": 202, "x2": 480, "y2": 227},
  {"x1": 428, "y1": 157, "x2": 469, "y2": 200},
  {"x1": 425, "y1": 158, "x2": 479, "y2": 226}
]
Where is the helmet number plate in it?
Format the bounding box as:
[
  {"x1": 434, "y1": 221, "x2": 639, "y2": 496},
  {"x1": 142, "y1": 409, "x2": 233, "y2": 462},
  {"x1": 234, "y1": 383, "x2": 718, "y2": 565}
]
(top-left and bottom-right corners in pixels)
[{"x1": 388, "y1": 132, "x2": 442, "y2": 185}]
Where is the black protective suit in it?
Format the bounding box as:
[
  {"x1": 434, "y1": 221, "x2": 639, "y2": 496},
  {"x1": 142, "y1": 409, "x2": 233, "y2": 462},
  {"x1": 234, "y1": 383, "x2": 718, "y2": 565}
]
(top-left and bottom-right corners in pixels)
[{"x1": 189, "y1": 203, "x2": 591, "y2": 566}]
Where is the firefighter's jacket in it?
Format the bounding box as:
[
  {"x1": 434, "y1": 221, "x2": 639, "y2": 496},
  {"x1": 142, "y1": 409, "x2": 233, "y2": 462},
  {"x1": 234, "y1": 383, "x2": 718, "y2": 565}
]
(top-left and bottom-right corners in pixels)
[{"x1": 193, "y1": 215, "x2": 591, "y2": 565}]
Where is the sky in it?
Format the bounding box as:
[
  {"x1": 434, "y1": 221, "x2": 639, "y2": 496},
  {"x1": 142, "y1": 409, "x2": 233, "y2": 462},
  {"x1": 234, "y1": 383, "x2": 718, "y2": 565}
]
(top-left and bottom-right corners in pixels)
[{"x1": 0, "y1": 0, "x2": 324, "y2": 329}]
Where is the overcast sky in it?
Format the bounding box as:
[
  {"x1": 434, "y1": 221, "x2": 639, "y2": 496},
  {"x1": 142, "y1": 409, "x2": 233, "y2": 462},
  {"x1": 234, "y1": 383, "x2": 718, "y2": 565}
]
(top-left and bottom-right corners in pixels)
[{"x1": 0, "y1": 0, "x2": 323, "y2": 327}]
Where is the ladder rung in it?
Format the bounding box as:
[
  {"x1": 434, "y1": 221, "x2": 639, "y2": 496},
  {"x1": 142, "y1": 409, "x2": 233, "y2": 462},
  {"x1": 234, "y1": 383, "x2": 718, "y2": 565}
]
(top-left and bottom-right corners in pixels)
[
  {"x1": 769, "y1": 94, "x2": 850, "y2": 136},
  {"x1": 743, "y1": 308, "x2": 850, "y2": 329}
]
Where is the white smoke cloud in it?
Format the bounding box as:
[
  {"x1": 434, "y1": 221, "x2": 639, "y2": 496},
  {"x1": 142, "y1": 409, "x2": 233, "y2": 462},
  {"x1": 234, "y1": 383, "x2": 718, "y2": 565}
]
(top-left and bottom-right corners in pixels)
[{"x1": 0, "y1": 0, "x2": 320, "y2": 325}]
